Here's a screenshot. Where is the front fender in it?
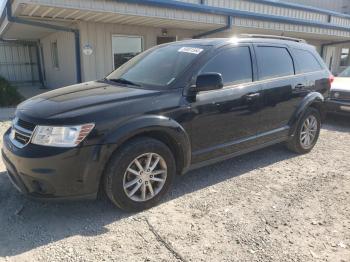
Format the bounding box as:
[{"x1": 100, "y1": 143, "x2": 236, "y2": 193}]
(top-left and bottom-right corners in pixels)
[
  {"x1": 289, "y1": 92, "x2": 325, "y2": 137},
  {"x1": 100, "y1": 115, "x2": 191, "y2": 172}
]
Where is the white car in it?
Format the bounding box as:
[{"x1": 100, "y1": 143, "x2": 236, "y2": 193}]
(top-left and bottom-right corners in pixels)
[{"x1": 327, "y1": 67, "x2": 350, "y2": 115}]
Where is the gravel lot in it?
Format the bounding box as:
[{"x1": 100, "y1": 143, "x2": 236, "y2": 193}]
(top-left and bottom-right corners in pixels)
[{"x1": 0, "y1": 115, "x2": 349, "y2": 262}]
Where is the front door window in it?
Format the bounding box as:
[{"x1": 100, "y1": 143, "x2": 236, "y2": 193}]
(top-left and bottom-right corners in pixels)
[{"x1": 112, "y1": 35, "x2": 142, "y2": 69}]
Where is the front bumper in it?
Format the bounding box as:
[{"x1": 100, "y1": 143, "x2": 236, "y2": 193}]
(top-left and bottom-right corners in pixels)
[
  {"x1": 1, "y1": 128, "x2": 104, "y2": 200},
  {"x1": 326, "y1": 99, "x2": 350, "y2": 116}
]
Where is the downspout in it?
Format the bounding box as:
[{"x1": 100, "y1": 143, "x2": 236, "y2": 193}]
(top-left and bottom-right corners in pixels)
[
  {"x1": 34, "y1": 41, "x2": 44, "y2": 86},
  {"x1": 193, "y1": 16, "x2": 233, "y2": 39},
  {"x1": 4, "y1": 1, "x2": 82, "y2": 83}
]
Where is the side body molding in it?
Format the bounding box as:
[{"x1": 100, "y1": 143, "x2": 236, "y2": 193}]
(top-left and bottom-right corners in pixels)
[{"x1": 288, "y1": 92, "x2": 325, "y2": 137}]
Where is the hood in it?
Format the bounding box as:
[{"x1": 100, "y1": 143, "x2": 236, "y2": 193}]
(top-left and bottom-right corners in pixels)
[
  {"x1": 17, "y1": 81, "x2": 161, "y2": 119},
  {"x1": 331, "y1": 77, "x2": 350, "y2": 92}
]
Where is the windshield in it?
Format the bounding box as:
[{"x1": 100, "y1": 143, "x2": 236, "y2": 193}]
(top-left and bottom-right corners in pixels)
[
  {"x1": 106, "y1": 44, "x2": 208, "y2": 88},
  {"x1": 339, "y1": 66, "x2": 350, "y2": 77}
]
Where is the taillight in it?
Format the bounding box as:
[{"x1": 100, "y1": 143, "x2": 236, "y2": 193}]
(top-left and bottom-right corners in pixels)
[{"x1": 329, "y1": 75, "x2": 334, "y2": 87}]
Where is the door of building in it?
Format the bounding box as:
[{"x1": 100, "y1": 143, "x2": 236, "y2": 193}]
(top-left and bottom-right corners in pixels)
[{"x1": 0, "y1": 41, "x2": 40, "y2": 84}]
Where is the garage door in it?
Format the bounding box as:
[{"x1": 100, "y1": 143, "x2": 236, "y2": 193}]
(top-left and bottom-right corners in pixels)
[{"x1": 0, "y1": 41, "x2": 40, "y2": 83}]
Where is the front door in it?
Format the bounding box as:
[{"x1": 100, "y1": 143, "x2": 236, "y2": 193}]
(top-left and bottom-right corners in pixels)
[{"x1": 189, "y1": 45, "x2": 263, "y2": 163}]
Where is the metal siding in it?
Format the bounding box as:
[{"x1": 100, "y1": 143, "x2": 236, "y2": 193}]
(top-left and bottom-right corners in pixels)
[
  {"x1": 22, "y1": 0, "x2": 226, "y2": 25},
  {"x1": 40, "y1": 31, "x2": 77, "y2": 88},
  {"x1": 13, "y1": 0, "x2": 350, "y2": 34},
  {"x1": 331, "y1": 16, "x2": 350, "y2": 27},
  {"x1": 206, "y1": 0, "x2": 329, "y2": 23},
  {"x1": 233, "y1": 17, "x2": 350, "y2": 38},
  {"x1": 177, "y1": 0, "x2": 200, "y2": 4},
  {"x1": 78, "y1": 21, "x2": 201, "y2": 82},
  {"x1": 283, "y1": 0, "x2": 348, "y2": 14},
  {"x1": 206, "y1": 0, "x2": 350, "y2": 28}
]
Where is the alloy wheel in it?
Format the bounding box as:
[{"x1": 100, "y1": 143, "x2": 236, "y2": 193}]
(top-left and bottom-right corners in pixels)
[
  {"x1": 123, "y1": 153, "x2": 167, "y2": 202},
  {"x1": 300, "y1": 115, "x2": 318, "y2": 149}
]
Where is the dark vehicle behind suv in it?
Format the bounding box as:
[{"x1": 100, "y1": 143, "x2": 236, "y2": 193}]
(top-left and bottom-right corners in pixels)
[{"x1": 2, "y1": 36, "x2": 332, "y2": 211}]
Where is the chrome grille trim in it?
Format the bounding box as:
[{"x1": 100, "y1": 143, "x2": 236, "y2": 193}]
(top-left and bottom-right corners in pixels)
[
  {"x1": 9, "y1": 118, "x2": 36, "y2": 148},
  {"x1": 13, "y1": 124, "x2": 33, "y2": 135}
]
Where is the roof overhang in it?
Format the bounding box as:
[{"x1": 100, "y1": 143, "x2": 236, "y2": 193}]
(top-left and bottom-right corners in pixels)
[
  {"x1": 0, "y1": 0, "x2": 226, "y2": 40},
  {"x1": 14, "y1": 4, "x2": 225, "y2": 30},
  {"x1": 1, "y1": 0, "x2": 350, "y2": 42},
  {"x1": 0, "y1": 18, "x2": 64, "y2": 40}
]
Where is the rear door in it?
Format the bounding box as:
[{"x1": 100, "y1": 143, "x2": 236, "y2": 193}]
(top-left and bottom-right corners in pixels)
[
  {"x1": 291, "y1": 48, "x2": 329, "y2": 95},
  {"x1": 253, "y1": 44, "x2": 302, "y2": 140}
]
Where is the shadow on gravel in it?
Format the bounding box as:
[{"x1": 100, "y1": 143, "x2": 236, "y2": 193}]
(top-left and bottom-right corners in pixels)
[
  {"x1": 323, "y1": 114, "x2": 350, "y2": 133},
  {"x1": 0, "y1": 143, "x2": 298, "y2": 257}
]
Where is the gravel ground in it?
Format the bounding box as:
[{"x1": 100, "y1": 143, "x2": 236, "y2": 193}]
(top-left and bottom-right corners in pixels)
[{"x1": 0, "y1": 115, "x2": 349, "y2": 262}]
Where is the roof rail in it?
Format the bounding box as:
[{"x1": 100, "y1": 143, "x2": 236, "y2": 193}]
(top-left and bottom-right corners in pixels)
[{"x1": 239, "y1": 34, "x2": 307, "y2": 43}]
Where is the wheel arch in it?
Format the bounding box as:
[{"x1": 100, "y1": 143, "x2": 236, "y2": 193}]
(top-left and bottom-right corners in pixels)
[
  {"x1": 101, "y1": 115, "x2": 191, "y2": 176},
  {"x1": 288, "y1": 92, "x2": 325, "y2": 137}
]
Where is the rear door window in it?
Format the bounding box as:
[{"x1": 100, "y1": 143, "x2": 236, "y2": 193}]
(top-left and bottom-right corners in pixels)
[
  {"x1": 256, "y1": 46, "x2": 295, "y2": 80},
  {"x1": 200, "y1": 46, "x2": 253, "y2": 86},
  {"x1": 292, "y1": 48, "x2": 323, "y2": 74}
]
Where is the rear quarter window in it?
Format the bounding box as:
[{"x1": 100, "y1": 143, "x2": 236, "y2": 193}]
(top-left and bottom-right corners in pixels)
[
  {"x1": 256, "y1": 46, "x2": 295, "y2": 80},
  {"x1": 292, "y1": 48, "x2": 323, "y2": 74}
]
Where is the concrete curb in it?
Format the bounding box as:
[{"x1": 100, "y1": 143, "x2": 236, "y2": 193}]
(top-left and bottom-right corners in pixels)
[{"x1": 0, "y1": 107, "x2": 15, "y2": 121}]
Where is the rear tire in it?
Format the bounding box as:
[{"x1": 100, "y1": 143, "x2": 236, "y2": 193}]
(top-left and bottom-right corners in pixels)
[
  {"x1": 286, "y1": 107, "x2": 321, "y2": 154},
  {"x1": 104, "y1": 137, "x2": 176, "y2": 212}
]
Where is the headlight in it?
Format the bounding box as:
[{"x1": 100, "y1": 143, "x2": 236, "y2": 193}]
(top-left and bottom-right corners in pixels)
[
  {"x1": 334, "y1": 92, "x2": 340, "y2": 98},
  {"x1": 31, "y1": 123, "x2": 95, "y2": 147}
]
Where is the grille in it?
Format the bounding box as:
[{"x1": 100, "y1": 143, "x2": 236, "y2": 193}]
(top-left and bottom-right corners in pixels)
[
  {"x1": 332, "y1": 91, "x2": 350, "y2": 101},
  {"x1": 17, "y1": 118, "x2": 36, "y2": 131},
  {"x1": 10, "y1": 118, "x2": 36, "y2": 148},
  {"x1": 14, "y1": 132, "x2": 31, "y2": 145}
]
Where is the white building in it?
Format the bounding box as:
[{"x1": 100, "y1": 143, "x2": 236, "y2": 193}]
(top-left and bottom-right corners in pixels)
[{"x1": 1, "y1": 0, "x2": 350, "y2": 89}]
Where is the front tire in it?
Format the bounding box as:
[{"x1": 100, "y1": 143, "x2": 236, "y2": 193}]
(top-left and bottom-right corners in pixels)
[
  {"x1": 104, "y1": 137, "x2": 176, "y2": 212},
  {"x1": 286, "y1": 107, "x2": 321, "y2": 154}
]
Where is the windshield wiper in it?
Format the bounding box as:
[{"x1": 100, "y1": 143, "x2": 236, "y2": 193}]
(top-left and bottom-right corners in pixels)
[{"x1": 107, "y1": 78, "x2": 141, "y2": 87}]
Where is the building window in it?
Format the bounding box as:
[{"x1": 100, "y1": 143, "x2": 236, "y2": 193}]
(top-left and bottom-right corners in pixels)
[
  {"x1": 112, "y1": 35, "x2": 143, "y2": 69},
  {"x1": 51, "y1": 41, "x2": 59, "y2": 69},
  {"x1": 340, "y1": 48, "x2": 349, "y2": 67},
  {"x1": 157, "y1": 36, "x2": 177, "y2": 45}
]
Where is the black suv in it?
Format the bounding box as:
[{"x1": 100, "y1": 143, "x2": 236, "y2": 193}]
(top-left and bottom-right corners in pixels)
[{"x1": 2, "y1": 36, "x2": 331, "y2": 211}]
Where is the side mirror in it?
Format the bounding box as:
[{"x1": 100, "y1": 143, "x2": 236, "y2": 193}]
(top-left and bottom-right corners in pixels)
[{"x1": 195, "y1": 73, "x2": 224, "y2": 92}]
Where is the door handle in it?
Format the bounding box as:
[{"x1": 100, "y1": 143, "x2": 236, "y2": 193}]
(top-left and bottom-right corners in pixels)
[
  {"x1": 295, "y1": 83, "x2": 305, "y2": 89},
  {"x1": 246, "y1": 92, "x2": 261, "y2": 101}
]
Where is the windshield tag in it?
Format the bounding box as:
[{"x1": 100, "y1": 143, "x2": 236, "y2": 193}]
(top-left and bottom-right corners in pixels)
[{"x1": 178, "y1": 47, "x2": 203, "y2": 55}]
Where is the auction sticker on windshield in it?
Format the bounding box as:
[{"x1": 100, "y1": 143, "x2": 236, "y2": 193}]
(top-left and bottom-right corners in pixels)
[{"x1": 178, "y1": 47, "x2": 203, "y2": 55}]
